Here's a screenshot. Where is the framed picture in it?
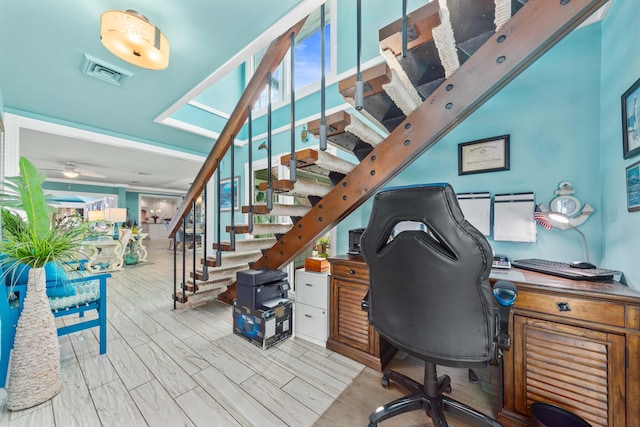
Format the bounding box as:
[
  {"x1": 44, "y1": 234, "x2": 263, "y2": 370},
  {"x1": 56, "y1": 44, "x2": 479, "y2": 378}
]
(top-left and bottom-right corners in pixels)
[
  {"x1": 220, "y1": 177, "x2": 240, "y2": 211},
  {"x1": 626, "y1": 160, "x2": 640, "y2": 212},
  {"x1": 622, "y1": 77, "x2": 640, "y2": 159},
  {"x1": 458, "y1": 135, "x2": 510, "y2": 175}
]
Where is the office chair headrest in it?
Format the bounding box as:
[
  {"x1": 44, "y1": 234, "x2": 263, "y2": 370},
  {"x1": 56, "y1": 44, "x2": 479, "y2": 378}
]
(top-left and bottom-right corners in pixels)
[{"x1": 361, "y1": 183, "x2": 495, "y2": 366}]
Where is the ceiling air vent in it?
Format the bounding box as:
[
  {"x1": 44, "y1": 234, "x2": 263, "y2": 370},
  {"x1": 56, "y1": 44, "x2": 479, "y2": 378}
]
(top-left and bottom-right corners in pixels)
[{"x1": 80, "y1": 54, "x2": 133, "y2": 86}]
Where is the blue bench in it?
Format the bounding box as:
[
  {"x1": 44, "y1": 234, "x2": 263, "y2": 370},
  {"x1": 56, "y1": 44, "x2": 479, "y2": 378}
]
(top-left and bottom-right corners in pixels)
[{"x1": 0, "y1": 269, "x2": 110, "y2": 387}]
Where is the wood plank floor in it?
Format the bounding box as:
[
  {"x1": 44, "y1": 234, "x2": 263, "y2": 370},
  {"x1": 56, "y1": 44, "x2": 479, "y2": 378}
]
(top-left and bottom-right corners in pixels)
[{"x1": 0, "y1": 239, "x2": 499, "y2": 426}]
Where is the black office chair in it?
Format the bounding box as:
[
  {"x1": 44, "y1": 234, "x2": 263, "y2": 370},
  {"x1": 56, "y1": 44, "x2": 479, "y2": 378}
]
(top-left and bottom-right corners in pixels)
[{"x1": 361, "y1": 183, "x2": 517, "y2": 427}]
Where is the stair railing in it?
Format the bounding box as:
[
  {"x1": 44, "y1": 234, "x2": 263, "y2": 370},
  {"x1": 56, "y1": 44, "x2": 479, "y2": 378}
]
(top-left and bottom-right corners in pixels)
[
  {"x1": 167, "y1": 17, "x2": 307, "y2": 304},
  {"x1": 168, "y1": 17, "x2": 307, "y2": 239}
]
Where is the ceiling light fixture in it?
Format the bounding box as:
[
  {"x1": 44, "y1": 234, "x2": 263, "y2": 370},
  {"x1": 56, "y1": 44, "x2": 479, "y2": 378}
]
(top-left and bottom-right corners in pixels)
[
  {"x1": 100, "y1": 9, "x2": 170, "y2": 70},
  {"x1": 62, "y1": 169, "x2": 80, "y2": 178}
]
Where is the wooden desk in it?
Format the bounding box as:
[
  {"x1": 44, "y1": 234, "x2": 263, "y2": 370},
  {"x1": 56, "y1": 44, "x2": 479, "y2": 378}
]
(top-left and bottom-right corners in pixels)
[
  {"x1": 327, "y1": 255, "x2": 397, "y2": 371},
  {"x1": 493, "y1": 268, "x2": 640, "y2": 427}
]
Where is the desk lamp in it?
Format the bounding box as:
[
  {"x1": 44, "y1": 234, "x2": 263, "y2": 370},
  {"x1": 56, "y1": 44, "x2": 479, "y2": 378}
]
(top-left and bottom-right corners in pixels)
[
  {"x1": 104, "y1": 208, "x2": 127, "y2": 240},
  {"x1": 547, "y1": 212, "x2": 595, "y2": 268}
]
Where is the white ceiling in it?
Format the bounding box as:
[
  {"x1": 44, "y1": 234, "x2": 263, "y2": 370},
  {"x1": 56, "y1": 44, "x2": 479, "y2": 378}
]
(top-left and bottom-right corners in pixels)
[
  {"x1": 20, "y1": 128, "x2": 203, "y2": 193},
  {"x1": 0, "y1": 0, "x2": 315, "y2": 195}
]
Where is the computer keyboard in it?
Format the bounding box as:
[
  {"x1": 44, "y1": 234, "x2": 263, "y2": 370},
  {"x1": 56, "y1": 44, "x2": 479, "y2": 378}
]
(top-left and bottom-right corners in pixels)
[{"x1": 511, "y1": 258, "x2": 619, "y2": 281}]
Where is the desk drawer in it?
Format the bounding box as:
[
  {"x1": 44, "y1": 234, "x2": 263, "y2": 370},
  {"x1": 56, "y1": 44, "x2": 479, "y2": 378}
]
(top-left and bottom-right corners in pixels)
[
  {"x1": 296, "y1": 303, "x2": 327, "y2": 343},
  {"x1": 331, "y1": 263, "x2": 369, "y2": 282},
  {"x1": 516, "y1": 290, "x2": 626, "y2": 328},
  {"x1": 295, "y1": 270, "x2": 329, "y2": 309}
]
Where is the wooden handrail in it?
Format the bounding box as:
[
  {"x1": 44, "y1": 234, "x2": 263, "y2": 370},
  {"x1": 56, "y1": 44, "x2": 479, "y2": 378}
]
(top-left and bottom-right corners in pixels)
[{"x1": 168, "y1": 17, "x2": 307, "y2": 237}]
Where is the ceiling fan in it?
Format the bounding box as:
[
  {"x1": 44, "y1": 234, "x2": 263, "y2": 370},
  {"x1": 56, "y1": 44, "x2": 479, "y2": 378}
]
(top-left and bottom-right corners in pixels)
[{"x1": 43, "y1": 162, "x2": 106, "y2": 179}]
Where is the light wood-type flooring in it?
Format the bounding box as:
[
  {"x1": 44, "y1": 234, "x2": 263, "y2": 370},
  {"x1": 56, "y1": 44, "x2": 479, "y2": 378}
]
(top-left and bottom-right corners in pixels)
[{"x1": 0, "y1": 239, "x2": 498, "y2": 426}]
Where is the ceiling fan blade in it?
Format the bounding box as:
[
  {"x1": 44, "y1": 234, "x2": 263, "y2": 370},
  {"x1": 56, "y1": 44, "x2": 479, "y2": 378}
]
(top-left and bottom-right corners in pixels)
[{"x1": 78, "y1": 170, "x2": 106, "y2": 178}]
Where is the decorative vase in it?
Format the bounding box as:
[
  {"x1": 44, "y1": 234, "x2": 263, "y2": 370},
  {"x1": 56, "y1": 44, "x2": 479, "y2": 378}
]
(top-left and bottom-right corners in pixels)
[{"x1": 7, "y1": 267, "x2": 61, "y2": 410}]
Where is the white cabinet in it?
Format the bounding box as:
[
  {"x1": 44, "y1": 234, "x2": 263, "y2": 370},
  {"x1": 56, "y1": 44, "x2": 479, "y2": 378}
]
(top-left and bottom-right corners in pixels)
[{"x1": 294, "y1": 269, "x2": 330, "y2": 347}]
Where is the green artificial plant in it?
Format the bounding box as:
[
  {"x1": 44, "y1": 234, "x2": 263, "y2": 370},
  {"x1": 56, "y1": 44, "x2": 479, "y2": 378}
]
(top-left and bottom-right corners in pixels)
[{"x1": 0, "y1": 157, "x2": 91, "y2": 272}]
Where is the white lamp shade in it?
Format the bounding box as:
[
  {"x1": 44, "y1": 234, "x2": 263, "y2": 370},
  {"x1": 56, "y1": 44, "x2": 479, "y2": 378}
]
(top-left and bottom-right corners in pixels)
[
  {"x1": 88, "y1": 210, "x2": 105, "y2": 221},
  {"x1": 100, "y1": 10, "x2": 170, "y2": 70},
  {"x1": 105, "y1": 207, "x2": 127, "y2": 223}
]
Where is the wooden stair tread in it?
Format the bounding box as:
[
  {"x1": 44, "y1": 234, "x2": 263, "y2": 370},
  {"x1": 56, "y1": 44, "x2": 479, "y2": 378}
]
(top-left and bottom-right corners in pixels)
[
  {"x1": 242, "y1": 203, "x2": 310, "y2": 216},
  {"x1": 339, "y1": 63, "x2": 406, "y2": 132},
  {"x1": 226, "y1": 223, "x2": 293, "y2": 234},
  {"x1": 339, "y1": 62, "x2": 392, "y2": 99},
  {"x1": 259, "y1": 179, "x2": 331, "y2": 197},
  {"x1": 212, "y1": 237, "x2": 276, "y2": 252},
  {"x1": 379, "y1": 2, "x2": 440, "y2": 55},
  {"x1": 281, "y1": 148, "x2": 355, "y2": 176},
  {"x1": 309, "y1": 111, "x2": 386, "y2": 147},
  {"x1": 202, "y1": 249, "x2": 263, "y2": 267}
]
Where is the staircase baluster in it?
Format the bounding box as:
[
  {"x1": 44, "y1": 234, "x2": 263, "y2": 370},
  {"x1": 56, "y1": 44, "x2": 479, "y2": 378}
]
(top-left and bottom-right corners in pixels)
[
  {"x1": 402, "y1": 0, "x2": 408, "y2": 58},
  {"x1": 230, "y1": 135, "x2": 236, "y2": 251},
  {"x1": 248, "y1": 106, "x2": 254, "y2": 233},
  {"x1": 319, "y1": 3, "x2": 328, "y2": 150},
  {"x1": 216, "y1": 160, "x2": 222, "y2": 268},
  {"x1": 173, "y1": 232, "x2": 177, "y2": 309},
  {"x1": 191, "y1": 200, "x2": 197, "y2": 289},
  {"x1": 267, "y1": 72, "x2": 274, "y2": 211},
  {"x1": 289, "y1": 31, "x2": 298, "y2": 181},
  {"x1": 201, "y1": 187, "x2": 209, "y2": 281},
  {"x1": 181, "y1": 217, "x2": 187, "y2": 299},
  {"x1": 355, "y1": 0, "x2": 364, "y2": 110}
]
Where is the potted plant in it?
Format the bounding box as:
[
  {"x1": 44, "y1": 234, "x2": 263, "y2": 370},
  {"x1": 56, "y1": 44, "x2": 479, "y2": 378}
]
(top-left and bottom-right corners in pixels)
[{"x1": 0, "y1": 157, "x2": 92, "y2": 410}]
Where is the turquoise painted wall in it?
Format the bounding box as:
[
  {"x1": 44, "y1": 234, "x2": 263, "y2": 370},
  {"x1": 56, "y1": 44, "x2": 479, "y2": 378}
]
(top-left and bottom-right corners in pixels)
[
  {"x1": 333, "y1": 23, "x2": 605, "y2": 271},
  {"x1": 600, "y1": 0, "x2": 640, "y2": 289},
  {"x1": 125, "y1": 192, "x2": 140, "y2": 225}
]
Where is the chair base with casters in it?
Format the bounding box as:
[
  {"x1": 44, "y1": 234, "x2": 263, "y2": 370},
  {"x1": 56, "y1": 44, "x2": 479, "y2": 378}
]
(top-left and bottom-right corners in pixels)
[
  {"x1": 360, "y1": 184, "x2": 518, "y2": 427},
  {"x1": 368, "y1": 361, "x2": 501, "y2": 427}
]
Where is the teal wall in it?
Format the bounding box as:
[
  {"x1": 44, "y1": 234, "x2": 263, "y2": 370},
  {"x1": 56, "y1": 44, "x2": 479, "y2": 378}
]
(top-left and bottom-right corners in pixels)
[
  {"x1": 215, "y1": 3, "x2": 628, "y2": 286},
  {"x1": 126, "y1": 192, "x2": 140, "y2": 225},
  {"x1": 600, "y1": 0, "x2": 640, "y2": 288},
  {"x1": 336, "y1": 23, "x2": 605, "y2": 265},
  {"x1": 333, "y1": 2, "x2": 640, "y2": 290}
]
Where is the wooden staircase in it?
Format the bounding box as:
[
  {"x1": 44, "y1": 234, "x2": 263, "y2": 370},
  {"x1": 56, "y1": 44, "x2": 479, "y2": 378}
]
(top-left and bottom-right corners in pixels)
[{"x1": 171, "y1": 0, "x2": 609, "y2": 304}]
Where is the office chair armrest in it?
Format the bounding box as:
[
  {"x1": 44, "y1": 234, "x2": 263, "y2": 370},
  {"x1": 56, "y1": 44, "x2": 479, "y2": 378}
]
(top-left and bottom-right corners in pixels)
[
  {"x1": 493, "y1": 280, "x2": 517, "y2": 351},
  {"x1": 361, "y1": 291, "x2": 370, "y2": 312}
]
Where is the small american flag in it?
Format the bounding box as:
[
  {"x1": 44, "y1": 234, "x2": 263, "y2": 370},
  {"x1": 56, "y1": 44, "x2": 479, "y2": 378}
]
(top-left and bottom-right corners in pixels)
[{"x1": 534, "y1": 206, "x2": 552, "y2": 230}]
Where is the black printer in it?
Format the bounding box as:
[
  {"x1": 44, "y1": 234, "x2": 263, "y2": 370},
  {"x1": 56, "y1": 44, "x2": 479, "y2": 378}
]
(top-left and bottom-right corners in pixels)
[{"x1": 236, "y1": 268, "x2": 290, "y2": 311}]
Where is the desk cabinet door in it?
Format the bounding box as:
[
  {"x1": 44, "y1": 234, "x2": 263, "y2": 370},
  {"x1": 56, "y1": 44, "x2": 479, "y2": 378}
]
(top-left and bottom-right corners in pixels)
[
  {"x1": 513, "y1": 315, "x2": 625, "y2": 427},
  {"x1": 330, "y1": 277, "x2": 370, "y2": 352}
]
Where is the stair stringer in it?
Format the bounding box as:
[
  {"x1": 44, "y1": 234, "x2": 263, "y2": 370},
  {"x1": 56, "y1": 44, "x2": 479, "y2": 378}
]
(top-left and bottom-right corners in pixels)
[{"x1": 251, "y1": 0, "x2": 608, "y2": 271}]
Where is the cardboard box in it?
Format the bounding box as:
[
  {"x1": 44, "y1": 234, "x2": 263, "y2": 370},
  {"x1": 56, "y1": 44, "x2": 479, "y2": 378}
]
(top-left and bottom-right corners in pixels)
[
  {"x1": 233, "y1": 300, "x2": 293, "y2": 350},
  {"x1": 305, "y1": 257, "x2": 329, "y2": 272}
]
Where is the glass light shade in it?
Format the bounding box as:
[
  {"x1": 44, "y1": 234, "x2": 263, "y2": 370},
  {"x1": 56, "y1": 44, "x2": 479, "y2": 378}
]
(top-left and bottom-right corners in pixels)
[
  {"x1": 100, "y1": 10, "x2": 170, "y2": 70},
  {"x1": 62, "y1": 169, "x2": 79, "y2": 178}
]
